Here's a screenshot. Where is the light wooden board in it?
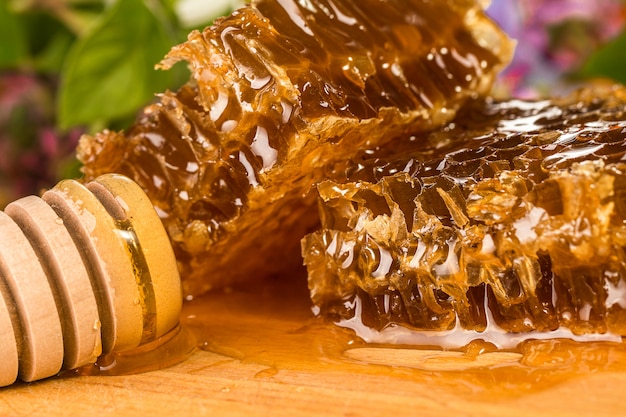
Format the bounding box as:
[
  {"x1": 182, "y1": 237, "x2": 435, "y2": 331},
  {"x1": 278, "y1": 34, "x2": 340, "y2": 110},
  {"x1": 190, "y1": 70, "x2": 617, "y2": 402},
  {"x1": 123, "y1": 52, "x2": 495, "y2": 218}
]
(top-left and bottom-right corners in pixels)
[{"x1": 1, "y1": 276, "x2": 624, "y2": 417}]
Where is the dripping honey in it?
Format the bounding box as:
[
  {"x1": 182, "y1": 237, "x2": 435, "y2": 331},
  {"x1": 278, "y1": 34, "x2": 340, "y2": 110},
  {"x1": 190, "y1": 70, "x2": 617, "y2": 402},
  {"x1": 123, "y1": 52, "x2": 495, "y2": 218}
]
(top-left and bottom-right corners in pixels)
[{"x1": 304, "y1": 86, "x2": 626, "y2": 339}]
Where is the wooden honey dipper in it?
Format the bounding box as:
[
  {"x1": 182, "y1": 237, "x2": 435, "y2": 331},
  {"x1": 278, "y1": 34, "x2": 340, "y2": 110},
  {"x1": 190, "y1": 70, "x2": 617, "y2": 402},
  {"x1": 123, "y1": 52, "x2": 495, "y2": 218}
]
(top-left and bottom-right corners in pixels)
[{"x1": 0, "y1": 174, "x2": 182, "y2": 386}]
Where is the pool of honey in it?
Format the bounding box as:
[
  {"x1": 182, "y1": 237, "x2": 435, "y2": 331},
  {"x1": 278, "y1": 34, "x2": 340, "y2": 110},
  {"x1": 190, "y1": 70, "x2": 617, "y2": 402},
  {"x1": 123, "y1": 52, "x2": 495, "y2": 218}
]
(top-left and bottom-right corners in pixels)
[{"x1": 135, "y1": 268, "x2": 626, "y2": 400}]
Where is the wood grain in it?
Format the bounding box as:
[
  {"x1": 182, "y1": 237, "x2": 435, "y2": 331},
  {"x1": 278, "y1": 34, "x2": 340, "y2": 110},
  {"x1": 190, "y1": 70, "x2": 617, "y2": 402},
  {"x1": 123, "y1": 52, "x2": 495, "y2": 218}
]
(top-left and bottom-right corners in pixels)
[{"x1": 1, "y1": 348, "x2": 624, "y2": 417}]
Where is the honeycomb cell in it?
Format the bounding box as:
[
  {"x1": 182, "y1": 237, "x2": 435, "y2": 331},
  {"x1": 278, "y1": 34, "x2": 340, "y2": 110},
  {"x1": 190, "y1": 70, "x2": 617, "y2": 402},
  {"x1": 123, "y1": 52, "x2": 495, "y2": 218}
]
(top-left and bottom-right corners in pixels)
[
  {"x1": 78, "y1": 0, "x2": 512, "y2": 295},
  {"x1": 303, "y1": 85, "x2": 626, "y2": 344}
]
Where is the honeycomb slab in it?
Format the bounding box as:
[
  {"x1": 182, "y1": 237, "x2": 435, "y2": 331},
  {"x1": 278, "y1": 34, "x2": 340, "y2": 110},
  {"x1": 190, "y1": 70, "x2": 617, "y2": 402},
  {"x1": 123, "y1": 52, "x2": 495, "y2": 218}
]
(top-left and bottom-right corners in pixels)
[
  {"x1": 78, "y1": 0, "x2": 512, "y2": 295},
  {"x1": 302, "y1": 85, "x2": 626, "y2": 344}
]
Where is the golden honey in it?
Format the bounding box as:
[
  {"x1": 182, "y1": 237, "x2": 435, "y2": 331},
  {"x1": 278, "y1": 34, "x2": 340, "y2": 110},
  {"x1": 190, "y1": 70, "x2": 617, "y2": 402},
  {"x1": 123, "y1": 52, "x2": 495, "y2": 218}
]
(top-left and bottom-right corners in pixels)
[
  {"x1": 77, "y1": 0, "x2": 512, "y2": 296},
  {"x1": 74, "y1": 0, "x2": 626, "y2": 368},
  {"x1": 303, "y1": 85, "x2": 626, "y2": 342}
]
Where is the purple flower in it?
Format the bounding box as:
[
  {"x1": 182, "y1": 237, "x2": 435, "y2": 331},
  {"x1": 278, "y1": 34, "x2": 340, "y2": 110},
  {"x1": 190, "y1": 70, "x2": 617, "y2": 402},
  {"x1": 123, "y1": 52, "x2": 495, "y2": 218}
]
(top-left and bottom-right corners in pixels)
[{"x1": 487, "y1": 0, "x2": 626, "y2": 97}]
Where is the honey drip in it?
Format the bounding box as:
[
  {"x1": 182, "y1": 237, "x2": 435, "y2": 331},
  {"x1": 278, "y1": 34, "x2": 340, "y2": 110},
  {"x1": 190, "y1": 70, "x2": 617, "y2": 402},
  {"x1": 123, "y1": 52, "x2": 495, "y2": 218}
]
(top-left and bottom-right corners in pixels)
[
  {"x1": 73, "y1": 324, "x2": 196, "y2": 377},
  {"x1": 77, "y1": 0, "x2": 513, "y2": 296},
  {"x1": 302, "y1": 85, "x2": 626, "y2": 341}
]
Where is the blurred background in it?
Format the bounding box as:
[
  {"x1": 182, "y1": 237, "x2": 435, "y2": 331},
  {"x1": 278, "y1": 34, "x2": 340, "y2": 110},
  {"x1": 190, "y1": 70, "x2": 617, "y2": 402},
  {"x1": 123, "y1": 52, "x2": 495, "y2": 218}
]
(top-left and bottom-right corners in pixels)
[{"x1": 0, "y1": 0, "x2": 625, "y2": 207}]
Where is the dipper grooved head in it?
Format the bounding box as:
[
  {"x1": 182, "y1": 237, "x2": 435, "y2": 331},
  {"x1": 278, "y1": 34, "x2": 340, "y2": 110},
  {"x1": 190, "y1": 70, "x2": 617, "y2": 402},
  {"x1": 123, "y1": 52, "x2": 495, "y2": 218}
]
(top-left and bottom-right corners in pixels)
[{"x1": 0, "y1": 174, "x2": 182, "y2": 386}]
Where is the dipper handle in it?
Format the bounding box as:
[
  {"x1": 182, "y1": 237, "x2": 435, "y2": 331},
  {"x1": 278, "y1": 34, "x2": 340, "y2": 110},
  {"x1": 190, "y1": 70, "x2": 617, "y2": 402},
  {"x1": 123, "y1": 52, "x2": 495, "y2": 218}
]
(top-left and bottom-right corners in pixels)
[{"x1": 0, "y1": 174, "x2": 182, "y2": 386}]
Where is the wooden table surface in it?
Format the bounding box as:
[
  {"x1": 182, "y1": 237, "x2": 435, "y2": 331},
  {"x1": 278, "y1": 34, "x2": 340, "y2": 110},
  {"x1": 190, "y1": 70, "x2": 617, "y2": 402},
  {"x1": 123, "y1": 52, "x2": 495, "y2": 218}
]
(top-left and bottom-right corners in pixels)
[{"x1": 1, "y1": 275, "x2": 625, "y2": 417}]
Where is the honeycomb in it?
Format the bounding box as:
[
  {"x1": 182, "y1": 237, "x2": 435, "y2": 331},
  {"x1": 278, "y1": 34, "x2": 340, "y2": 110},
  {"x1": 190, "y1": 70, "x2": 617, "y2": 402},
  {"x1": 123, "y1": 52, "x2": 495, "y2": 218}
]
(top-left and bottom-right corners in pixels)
[
  {"x1": 302, "y1": 85, "x2": 626, "y2": 340},
  {"x1": 77, "y1": 0, "x2": 512, "y2": 295}
]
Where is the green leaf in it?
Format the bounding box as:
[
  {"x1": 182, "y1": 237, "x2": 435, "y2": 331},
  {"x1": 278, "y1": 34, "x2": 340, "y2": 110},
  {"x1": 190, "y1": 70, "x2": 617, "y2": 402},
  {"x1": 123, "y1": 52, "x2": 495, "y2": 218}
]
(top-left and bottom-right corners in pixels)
[
  {"x1": 19, "y1": 10, "x2": 74, "y2": 54},
  {"x1": 16, "y1": 11, "x2": 77, "y2": 74},
  {"x1": 580, "y1": 30, "x2": 626, "y2": 85},
  {"x1": 33, "y1": 28, "x2": 75, "y2": 74},
  {"x1": 0, "y1": 2, "x2": 27, "y2": 67},
  {"x1": 58, "y1": 0, "x2": 179, "y2": 129}
]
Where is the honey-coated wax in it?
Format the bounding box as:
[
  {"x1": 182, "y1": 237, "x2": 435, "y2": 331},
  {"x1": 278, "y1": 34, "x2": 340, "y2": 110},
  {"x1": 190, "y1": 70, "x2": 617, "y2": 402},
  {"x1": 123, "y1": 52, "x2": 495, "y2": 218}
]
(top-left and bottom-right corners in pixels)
[
  {"x1": 302, "y1": 85, "x2": 626, "y2": 344},
  {"x1": 78, "y1": 0, "x2": 513, "y2": 295}
]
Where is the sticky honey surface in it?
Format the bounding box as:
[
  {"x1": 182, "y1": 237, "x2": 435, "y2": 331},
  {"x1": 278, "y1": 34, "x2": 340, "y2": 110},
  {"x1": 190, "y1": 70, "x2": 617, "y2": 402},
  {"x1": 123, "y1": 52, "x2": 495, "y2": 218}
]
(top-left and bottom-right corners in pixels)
[
  {"x1": 303, "y1": 85, "x2": 626, "y2": 341},
  {"x1": 78, "y1": 0, "x2": 512, "y2": 296}
]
